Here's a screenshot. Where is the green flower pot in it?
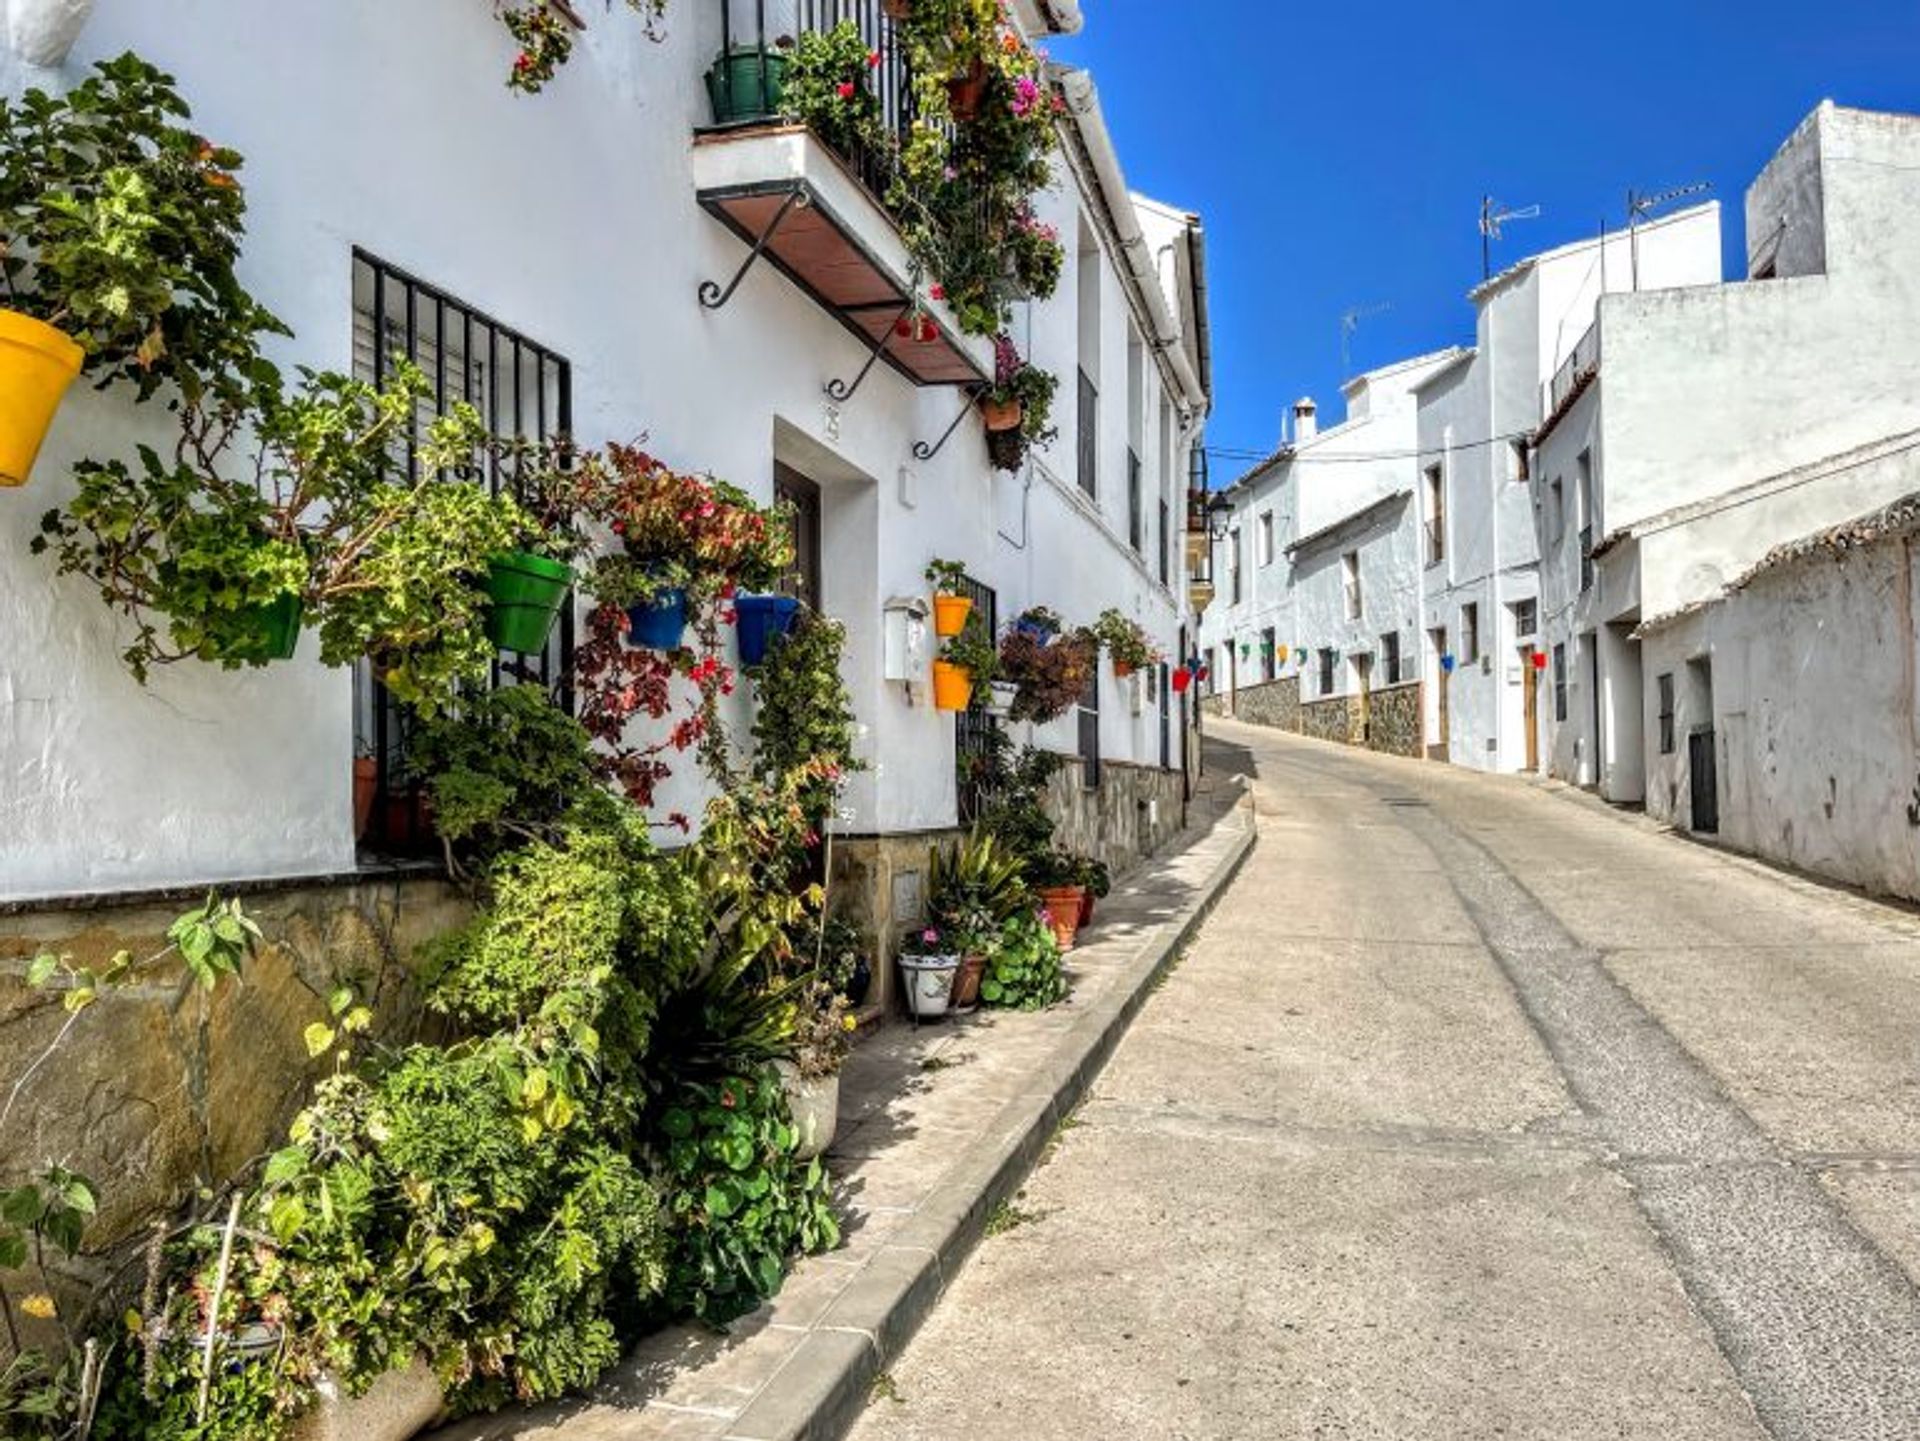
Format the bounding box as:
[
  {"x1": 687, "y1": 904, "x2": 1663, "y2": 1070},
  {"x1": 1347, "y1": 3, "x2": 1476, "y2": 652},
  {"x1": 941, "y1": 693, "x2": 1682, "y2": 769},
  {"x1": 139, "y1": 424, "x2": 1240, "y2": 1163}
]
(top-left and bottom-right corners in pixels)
[
  {"x1": 226, "y1": 592, "x2": 304, "y2": 664},
  {"x1": 485, "y1": 551, "x2": 573, "y2": 655},
  {"x1": 706, "y1": 46, "x2": 788, "y2": 125}
]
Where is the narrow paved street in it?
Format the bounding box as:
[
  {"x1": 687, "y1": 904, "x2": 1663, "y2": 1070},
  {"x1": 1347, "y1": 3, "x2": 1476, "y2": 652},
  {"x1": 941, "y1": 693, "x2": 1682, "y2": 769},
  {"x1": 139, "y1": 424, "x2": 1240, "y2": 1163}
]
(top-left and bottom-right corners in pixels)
[{"x1": 852, "y1": 719, "x2": 1920, "y2": 1441}]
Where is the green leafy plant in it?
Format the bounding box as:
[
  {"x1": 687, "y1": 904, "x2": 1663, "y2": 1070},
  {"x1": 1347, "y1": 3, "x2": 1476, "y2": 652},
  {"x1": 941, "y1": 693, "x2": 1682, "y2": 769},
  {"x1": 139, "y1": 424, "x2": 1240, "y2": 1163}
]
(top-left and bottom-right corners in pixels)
[
  {"x1": 979, "y1": 909, "x2": 1065, "y2": 1010},
  {"x1": 779, "y1": 23, "x2": 885, "y2": 156},
  {"x1": 927, "y1": 829, "x2": 1032, "y2": 950},
  {"x1": 939, "y1": 614, "x2": 999, "y2": 686},
  {"x1": 748, "y1": 609, "x2": 861, "y2": 826},
  {"x1": 411, "y1": 685, "x2": 603, "y2": 866},
  {"x1": 957, "y1": 728, "x2": 1064, "y2": 860},
  {"x1": 923, "y1": 557, "x2": 970, "y2": 596},
  {"x1": 0, "y1": 53, "x2": 287, "y2": 403},
  {"x1": 790, "y1": 980, "x2": 856, "y2": 1082},
  {"x1": 655, "y1": 1070, "x2": 838, "y2": 1323}
]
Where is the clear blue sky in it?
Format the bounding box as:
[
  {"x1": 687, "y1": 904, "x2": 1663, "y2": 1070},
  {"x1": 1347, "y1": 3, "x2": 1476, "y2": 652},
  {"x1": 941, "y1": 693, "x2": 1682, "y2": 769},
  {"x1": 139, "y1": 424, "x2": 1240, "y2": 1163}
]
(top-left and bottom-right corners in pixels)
[{"x1": 1050, "y1": 1, "x2": 1920, "y2": 480}]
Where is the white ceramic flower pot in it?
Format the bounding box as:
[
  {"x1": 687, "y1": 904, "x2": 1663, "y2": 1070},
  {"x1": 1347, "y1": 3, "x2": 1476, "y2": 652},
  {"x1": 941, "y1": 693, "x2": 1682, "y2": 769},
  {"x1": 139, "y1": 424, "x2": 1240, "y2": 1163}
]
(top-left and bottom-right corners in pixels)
[
  {"x1": 775, "y1": 1060, "x2": 842, "y2": 1162},
  {"x1": 984, "y1": 680, "x2": 1020, "y2": 718},
  {"x1": 899, "y1": 953, "x2": 961, "y2": 1019},
  {"x1": 288, "y1": 1355, "x2": 444, "y2": 1441}
]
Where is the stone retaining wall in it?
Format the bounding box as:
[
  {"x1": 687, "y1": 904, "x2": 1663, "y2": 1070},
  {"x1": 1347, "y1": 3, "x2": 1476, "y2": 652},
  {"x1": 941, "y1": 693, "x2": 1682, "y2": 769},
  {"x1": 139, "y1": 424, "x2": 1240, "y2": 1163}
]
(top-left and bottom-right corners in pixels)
[
  {"x1": 1044, "y1": 758, "x2": 1187, "y2": 878},
  {"x1": 1219, "y1": 679, "x2": 1425, "y2": 760}
]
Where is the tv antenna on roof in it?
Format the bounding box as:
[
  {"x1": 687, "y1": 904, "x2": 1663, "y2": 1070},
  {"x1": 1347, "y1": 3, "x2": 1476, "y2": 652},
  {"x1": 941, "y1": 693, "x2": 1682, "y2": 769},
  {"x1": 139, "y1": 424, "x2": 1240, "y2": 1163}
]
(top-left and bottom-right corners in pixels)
[
  {"x1": 1480, "y1": 195, "x2": 1542, "y2": 279},
  {"x1": 1626, "y1": 180, "x2": 1713, "y2": 289},
  {"x1": 1340, "y1": 301, "x2": 1391, "y2": 376}
]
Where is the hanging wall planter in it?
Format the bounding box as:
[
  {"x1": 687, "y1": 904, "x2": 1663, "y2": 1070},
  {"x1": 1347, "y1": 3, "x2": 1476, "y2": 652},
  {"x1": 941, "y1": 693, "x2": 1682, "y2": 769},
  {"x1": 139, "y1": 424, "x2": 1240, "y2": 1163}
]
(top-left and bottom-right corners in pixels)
[
  {"x1": 625, "y1": 586, "x2": 689, "y2": 650},
  {"x1": 931, "y1": 593, "x2": 972, "y2": 637},
  {"x1": 704, "y1": 45, "x2": 790, "y2": 124},
  {"x1": 983, "y1": 679, "x2": 1020, "y2": 718},
  {"x1": 946, "y1": 58, "x2": 989, "y2": 121},
  {"x1": 484, "y1": 551, "x2": 572, "y2": 654},
  {"x1": 930, "y1": 659, "x2": 973, "y2": 711},
  {"x1": 0, "y1": 310, "x2": 84, "y2": 488},
  {"x1": 980, "y1": 396, "x2": 1023, "y2": 433},
  {"x1": 1172, "y1": 666, "x2": 1192, "y2": 693},
  {"x1": 735, "y1": 592, "x2": 802, "y2": 666},
  {"x1": 985, "y1": 426, "x2": 1026, "y2": 472},
  {"x1": 225, "y1": 592, "x2": 305, "y2": 664}
]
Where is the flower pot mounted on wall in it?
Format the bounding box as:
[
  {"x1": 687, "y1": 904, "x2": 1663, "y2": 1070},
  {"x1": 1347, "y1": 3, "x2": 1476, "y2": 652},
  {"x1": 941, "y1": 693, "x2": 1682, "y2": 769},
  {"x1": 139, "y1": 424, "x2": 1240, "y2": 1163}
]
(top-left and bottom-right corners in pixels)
[
  {"x1": 626, "y1": 587, "x2": 689, "y2": 650},
  {"x1": 931, "y1": 593, "x2": 973, "y2": 637},
  {"x1": 225, "y1": 592, "x2": 305, "y2": 664},
  {"x1": 0, "y1": 310, "x2": 84, "y2": 487},
  {"x1": 930, "y1": 659, "x2": 973, "y2": 711},
  {"x1": 980, "y1": 397, "x2": 1023, "y2": 433},
  {"x1": 705, "y1": 46, "x2": 789, "y2": 125},
  {"x1": 946, "y1": 59, "x2": 989, "y2": 120},
  {"x1": 1172, "y1": 667, "x2": 1192, "y2": 693},
  {"x1": 484, "y1": 551, "x2": 572, "y2": 654},
  {"x1": 735, "y1": 592, "x2": 801, "y2": 666}
]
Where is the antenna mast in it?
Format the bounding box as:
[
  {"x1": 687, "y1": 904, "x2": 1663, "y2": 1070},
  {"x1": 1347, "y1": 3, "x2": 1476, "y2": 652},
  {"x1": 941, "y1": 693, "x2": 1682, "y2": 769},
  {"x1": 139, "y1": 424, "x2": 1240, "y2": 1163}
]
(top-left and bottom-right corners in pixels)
[
  {"x1": 1626, "y1": 181, "x2": 1713, "y2": 289},
  {"x1": 1479, "y1": 195, "x2": 1542, "y2": 280}
]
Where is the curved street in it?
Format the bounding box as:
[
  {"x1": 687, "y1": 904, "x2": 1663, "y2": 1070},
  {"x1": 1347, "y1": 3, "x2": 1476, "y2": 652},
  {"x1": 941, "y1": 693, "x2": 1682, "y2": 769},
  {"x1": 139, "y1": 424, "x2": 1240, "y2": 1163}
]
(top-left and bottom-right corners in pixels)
[{"x1": 852, "y1": 718, "x2": 1920, "y2": 1441}]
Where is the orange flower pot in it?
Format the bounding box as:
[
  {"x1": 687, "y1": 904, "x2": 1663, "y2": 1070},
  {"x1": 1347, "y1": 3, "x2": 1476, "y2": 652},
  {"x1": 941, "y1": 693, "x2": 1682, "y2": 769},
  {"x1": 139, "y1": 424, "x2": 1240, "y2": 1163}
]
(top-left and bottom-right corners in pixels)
[
  {"x1": 0, "y1": 309, "x2": 84, "y2": 487},
  {"x1": 980, "y1": 397, "x2": 1023, "y2": 433},
  {"x1": 932, "y1": 593, "x2": 973, "y2": 637},
  {"x1": 1036, "y1": 886, "x2": 1086, "y2": 951},
  {"x1": 931, "y1": 660, "x2": 973, "y2": 712},
  {"x1": 1113, "y1": 660, "x2": 1134, "y2": 679}
]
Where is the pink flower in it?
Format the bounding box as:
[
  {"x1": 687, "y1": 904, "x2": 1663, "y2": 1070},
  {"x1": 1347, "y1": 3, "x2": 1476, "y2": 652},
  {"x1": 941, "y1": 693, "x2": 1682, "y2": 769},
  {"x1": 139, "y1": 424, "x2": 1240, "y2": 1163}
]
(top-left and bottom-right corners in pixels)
[
  {"x1": 837, "y1": 81, "x2": 856, "y2": 100},
  {"x1": 922, "y1": 928, "x2": 939, "y2": 944},
  {"x1": 929, "y1": 283, "x2": 946, "y2": 301}
]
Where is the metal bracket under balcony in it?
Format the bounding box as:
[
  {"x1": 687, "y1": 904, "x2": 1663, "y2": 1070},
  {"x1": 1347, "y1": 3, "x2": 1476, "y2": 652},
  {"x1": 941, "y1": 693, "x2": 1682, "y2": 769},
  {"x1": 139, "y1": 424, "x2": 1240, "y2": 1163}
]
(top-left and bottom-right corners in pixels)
[{"x1": 694, "y1": 127, "x2": 990, "y2": 395}]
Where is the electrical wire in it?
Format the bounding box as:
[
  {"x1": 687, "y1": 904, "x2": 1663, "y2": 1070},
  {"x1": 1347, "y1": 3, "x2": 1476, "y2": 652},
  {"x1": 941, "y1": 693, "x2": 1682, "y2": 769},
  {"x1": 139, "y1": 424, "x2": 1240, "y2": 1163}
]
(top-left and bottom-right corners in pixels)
[{"x1": 1204, "y1": 427, "x2": 1535, "y2": 466}]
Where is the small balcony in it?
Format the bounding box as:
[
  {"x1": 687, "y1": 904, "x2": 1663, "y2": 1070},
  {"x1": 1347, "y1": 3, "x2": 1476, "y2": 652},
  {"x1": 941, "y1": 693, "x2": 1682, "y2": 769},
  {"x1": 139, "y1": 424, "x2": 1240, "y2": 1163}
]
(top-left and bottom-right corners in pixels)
[
  {"x1": 692, "y1": 1, "x2": 990, "y2": 392},
  {"x1": 1543, "y1": 322, "x2": 1601, "y2": 422}
]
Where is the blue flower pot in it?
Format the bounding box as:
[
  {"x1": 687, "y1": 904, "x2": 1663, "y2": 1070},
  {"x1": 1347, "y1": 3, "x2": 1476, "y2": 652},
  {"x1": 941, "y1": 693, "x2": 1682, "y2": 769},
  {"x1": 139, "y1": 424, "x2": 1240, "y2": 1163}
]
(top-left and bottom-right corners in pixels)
[
  {"x1": 736, "y1": 593, "x2": 802, "y2": 666},
  {"x1": 625, "y1": 588, "x2": 689, "y2": 650},
  {"x1": 1013, "y1": 616, "x2": 1059, "y2": 643}
]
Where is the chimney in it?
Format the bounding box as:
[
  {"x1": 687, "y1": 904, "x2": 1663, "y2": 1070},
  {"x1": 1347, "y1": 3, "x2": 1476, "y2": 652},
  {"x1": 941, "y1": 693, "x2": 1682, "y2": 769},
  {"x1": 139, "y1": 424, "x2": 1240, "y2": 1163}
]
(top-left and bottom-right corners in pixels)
[{"x1": 1293, "y1": 397, "x2": 1318, "y2": 443}]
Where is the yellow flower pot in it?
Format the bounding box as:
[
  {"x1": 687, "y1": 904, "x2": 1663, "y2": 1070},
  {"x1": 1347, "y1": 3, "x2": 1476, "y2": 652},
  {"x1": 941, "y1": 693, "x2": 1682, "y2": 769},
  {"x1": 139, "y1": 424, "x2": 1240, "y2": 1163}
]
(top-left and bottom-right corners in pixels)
[
  {"x1": 931, "y1": 660, "x2": 973, "y2": 712},
  {"x1": 0, "y1": 310, "x2": 84, "y2": 487},
  {"x1": 932, "y1": 593, "x2": 973, "y2": 638}
]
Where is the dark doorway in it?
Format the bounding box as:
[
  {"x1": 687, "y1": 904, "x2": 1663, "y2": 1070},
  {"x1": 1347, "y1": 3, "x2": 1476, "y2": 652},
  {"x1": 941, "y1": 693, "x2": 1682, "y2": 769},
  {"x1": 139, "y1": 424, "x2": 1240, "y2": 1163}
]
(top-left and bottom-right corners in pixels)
[{"x1": 1689, "y1": 731, "x2": 1719, "y2": 834}]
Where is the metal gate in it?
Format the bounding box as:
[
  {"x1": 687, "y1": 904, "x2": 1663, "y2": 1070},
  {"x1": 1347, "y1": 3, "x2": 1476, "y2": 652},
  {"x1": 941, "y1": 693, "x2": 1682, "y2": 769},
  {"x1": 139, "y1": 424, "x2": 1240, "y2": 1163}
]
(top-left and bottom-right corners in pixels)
[{"x1": 1689, "y1": 729, "x2": 1719, "y2": 834}]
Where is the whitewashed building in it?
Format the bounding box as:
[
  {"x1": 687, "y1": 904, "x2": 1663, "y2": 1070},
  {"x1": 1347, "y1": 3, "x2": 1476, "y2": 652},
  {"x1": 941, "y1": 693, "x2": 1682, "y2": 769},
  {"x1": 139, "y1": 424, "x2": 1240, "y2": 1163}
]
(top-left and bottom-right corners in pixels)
[
  {"x1": 0, "y1": 0, "x2": 1210, "y2": 935},
  {"x1": 1414, "y1": 206, "x2": 1720, "y2": 772},
  {"x1": 1199, "y1": 350, "x2": 1461, "y2": 754},
  {"x1": 1535, "y1": 102, "x2": 1920, "y2": 808}
]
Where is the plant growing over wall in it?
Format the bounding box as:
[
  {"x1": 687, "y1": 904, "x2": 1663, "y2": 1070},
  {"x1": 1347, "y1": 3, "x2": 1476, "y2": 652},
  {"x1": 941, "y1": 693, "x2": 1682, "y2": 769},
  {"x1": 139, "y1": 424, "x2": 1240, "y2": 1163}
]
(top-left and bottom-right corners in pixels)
[
  {"x1": 0, "y1": 54, "x2": 287, "y2": 402},
  {"x1": 957, "y1": 727, "x2": 1063, "y2": 859},
  {"x1": 748, "y1": 609, "x2": 862, "y2": 828}
]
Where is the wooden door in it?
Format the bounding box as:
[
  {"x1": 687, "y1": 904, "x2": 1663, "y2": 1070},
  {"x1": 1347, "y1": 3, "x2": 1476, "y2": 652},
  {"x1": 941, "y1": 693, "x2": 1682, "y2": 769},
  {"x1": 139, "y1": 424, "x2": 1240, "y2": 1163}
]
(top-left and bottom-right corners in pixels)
[
  {"x1": 1430, "y1": 627, "x2": 1450, "y2": 758},
  {"x1": 1523, "y1": 652, "x2": 1540, "y2": 770}
]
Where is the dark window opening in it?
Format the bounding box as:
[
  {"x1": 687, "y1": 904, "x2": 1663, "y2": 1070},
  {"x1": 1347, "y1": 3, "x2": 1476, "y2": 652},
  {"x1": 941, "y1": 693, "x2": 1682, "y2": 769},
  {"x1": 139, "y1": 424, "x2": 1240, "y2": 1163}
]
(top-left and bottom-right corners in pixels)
[
  {"x1": 1077, "y1": 668, "x2": 1101, "y2": 789},
  {"x1": 1658, "y1": 672, "x2": 1676, "y2": 755},
  {"x1": 1127, "y1": 447, "x2": 1143, "y2": 552},
  {"x1": 1382, "y1": 631, "x2": 1402, "y2": 685},
  {"x1": 1318, "y1": 647, "x2": 1336, "y2": 696},
  {"x1": 1076, "y1": 368, "x2": 1098, "y2": 499},
  {"x1": 1553, "y1": 643, "x2": 1568, "y2": 723}
]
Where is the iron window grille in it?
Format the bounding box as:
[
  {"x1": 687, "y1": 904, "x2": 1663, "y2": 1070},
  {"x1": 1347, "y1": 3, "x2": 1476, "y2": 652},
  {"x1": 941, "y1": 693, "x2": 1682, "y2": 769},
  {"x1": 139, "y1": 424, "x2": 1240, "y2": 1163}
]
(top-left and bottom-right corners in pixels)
[
  {"x1": 1318, "y1": 648, "x2": 1336, "y2": 696},
  {"x1": 1382, "y1": 631, "x2": 1402, "y2": 685},
  {"x1": 1077, "y1": 368, "x2": 1099, "y2": 499},
  {"x1": 1461, "y1": 603, "x2": 1479, "y2": 665},
  {"x1": 953, "y1": 573, "x2": 1000, "y2": 823},
  {"x1": 1553, "y1": 643, "x2": 1568, "y2": 722},
  {"x1": 1158, "y1": 497, "x2": 1170, "y2": 585},
  {"x1": 1658, "y1": 672, "x2": 1676, "y2": 755},
  {"x1": 1260, "y1": 627, "x2": 1276, "y2": 682},
  {"x1": 351, "y1": 249, "x2": 574, "y2": 855}
]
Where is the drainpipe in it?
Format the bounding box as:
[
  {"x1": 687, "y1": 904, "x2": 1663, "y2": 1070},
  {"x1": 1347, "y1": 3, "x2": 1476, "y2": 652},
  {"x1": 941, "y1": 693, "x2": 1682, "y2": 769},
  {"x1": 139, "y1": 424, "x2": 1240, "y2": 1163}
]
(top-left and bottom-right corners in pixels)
[
  {"x1": 7, "y1": 0, "x2": 96, "y2": 66},
  {"x1": 1488, "y1": 291, "x2": 1504, "y2": 770}
]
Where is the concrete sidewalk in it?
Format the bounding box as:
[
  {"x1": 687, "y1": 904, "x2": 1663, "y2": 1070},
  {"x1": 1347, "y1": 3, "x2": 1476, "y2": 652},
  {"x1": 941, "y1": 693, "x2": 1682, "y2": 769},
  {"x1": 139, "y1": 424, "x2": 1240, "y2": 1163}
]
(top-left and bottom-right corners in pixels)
[{"x1": 436, "y1": 768, "x2": 1255, "y2": 1441}]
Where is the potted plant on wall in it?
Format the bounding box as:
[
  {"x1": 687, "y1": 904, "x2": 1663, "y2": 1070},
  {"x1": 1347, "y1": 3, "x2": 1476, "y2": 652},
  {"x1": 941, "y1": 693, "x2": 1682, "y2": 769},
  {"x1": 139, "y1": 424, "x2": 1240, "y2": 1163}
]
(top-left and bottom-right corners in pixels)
[
  {"x1": 1091, "y1": 608, "x2": 1161, "y2": 679},
  {"x1": 997, "y1": 622, "x2": 1096, "y2": 724},
  {"x1": 979, "y1": 336, "x2": 1059, "y2": 473},
  {"x1": 925, "y1": 557, "x2": 973, "y2": 636},
  {"x1": 933, "y1": 613, "x2": 995, "y2": 713},
  {"x1": 0, "y1": 56, "x2": 288, "y2": 488}
]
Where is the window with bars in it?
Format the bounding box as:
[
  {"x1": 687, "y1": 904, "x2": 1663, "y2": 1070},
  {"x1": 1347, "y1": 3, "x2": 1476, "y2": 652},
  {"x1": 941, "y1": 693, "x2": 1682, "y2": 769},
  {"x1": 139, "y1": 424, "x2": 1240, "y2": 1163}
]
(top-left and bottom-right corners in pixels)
[
  {"x1": 1158, "y1": 497, "x2": 1169, "y2": 585},
  {"x1": 1260, "y1": 627, "x2": 1276, "y2": 682},
  {"x1": 1382, "y1": 630, "x2": 1402, "y2": 685},
  {"x1": 351, "y1": 249, "x2": 574, "y2": 854},
  {"x1": 1127, "y1": 448, "x2": 1142, "y2": 553},
  {"x1": 1077, "y1": 368, "x2": 1098, "y2": 499},
  {"x1": 1658, "y1": 672, "x2": 1676, "y2": 755},
  {"x1": 953, "y1": 573, "x2": 1000, "y2": 822}
]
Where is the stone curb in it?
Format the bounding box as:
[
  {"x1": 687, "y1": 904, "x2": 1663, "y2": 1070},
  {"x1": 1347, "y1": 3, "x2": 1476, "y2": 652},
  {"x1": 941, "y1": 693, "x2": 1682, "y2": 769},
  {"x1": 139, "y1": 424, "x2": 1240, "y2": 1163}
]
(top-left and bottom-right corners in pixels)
[{"x1": 721, "y1": 787, "x2": 1259, "y2": 1441}]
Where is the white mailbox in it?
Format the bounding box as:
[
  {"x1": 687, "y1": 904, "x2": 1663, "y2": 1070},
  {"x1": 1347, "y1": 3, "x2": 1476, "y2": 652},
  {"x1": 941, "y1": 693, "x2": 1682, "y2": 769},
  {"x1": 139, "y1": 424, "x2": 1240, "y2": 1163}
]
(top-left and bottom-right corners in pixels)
[{"x1": 882, "y1": 595, "x2": 931, "y2": 687}]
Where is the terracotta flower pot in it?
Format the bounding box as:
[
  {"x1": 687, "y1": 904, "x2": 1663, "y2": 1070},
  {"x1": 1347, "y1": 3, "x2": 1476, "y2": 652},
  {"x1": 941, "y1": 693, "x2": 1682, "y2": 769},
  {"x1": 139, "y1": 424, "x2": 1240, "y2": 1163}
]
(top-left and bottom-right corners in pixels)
[
  {"x1": 352, "y1": 758, "x2": 377, "y2": 840},
  {"x1": 1077, "y1": 889, "x2": 1094, "y2": 928},
  {"x1": 980, "y1": 396, "x2": 1023, "y2": 433},
  {"x1": 881, "y1": 0, "x2": 912, "y2": 18},
  {"x1": 1036, "y1": 886, "x2": 1086, "y2": 950},
  {"x1": 946, "y1": 59, "x2": 988, "y2": 120},
  {"x1": 932, "y1": 593, "x2": 973, "y2": 637},
  {"x1": 930, "y1": 659, "x2": 973, "y2": 712},
  {"x1": 950, "y1": 953, "x2": 986, "y2": 1011},
  {"x1": 1113, "y1": 660, "x2": 1134, "y2": 679}
]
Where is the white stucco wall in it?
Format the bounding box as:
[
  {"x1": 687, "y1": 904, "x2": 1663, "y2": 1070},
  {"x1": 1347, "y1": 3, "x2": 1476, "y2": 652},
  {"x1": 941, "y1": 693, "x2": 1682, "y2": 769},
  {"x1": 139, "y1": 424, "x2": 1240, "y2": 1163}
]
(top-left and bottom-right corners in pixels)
[
  {"x1": 1640, "y1": 516, "x2": 1920, "y2": 902},
  {"x1": 0, "y1": 0, "x2": 1199, "y2": 899}
]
